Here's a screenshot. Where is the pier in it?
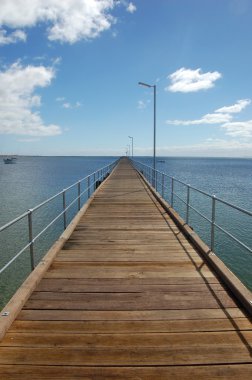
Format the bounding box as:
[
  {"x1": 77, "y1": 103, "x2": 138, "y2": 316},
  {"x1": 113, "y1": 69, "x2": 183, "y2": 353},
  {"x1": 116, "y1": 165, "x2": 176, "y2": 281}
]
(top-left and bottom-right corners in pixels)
[{"x1": 0, "y1": 157, "x2": 252, "y2": 378}]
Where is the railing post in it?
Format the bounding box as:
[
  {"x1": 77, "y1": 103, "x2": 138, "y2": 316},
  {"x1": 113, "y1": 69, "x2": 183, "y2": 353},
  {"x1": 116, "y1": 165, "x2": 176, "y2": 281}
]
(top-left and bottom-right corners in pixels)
[
  {"x1": 28, "y1": 209, "x2": 35, "y2": 270},
  {"x1": 211, "y1": 195, "x2": 216, "y2": 251},
  {"x1": 93, "y1": 172, "x2": 96, "y2": 192},
  {"x1": 186, "y1": 185, "x2": 190, "y2": 224},
  {"x1": 88, "y1": 176, "x2": 90, "y2": 198},
  {"x1": 78, "y1": 181, "x2": 81, "y2": 211},
  {"x1": 162, "y1": 173, "x2": 165, "y2": 198},
  {"x1": 63, "y1": 190, "x2": 67, "y2": 230},
  {"x1": 171, "y1": 177, "x2": 174, "y2": 207}
]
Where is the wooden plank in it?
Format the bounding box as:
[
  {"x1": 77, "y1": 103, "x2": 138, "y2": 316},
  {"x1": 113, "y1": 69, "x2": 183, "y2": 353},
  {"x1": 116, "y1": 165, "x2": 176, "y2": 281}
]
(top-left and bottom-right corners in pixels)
[
  {"x1": 9, "y1": 318, "x2": 252, "y2": 334},
  {"x1": 44, "y1": 263, "x2": 215, "y2": 279},
  {"x1": 0, "y1": 346, "x2": 251, "y2": 366},
  {"x1": 24, "y1": 290, "x2": 236, "y2": 310},
  {"x1": 35, "y1": 276, "x2": 222, "y2": 286},
  {"x1": 22, "y1": 299, "x2": 236, "y2": 311},
  {"x1": 55, "y1": 254, "x2": 203, "y2": 263},
  {"x1": 17, "y1": 308, "x2": 247, "y2": 321},
  {"x1": 35, "y1": 278, "x2": 225, "y2": 292},
  {"x1": 1, "y1": 364, "x2": 252, "y2": 379},
  {"x1": 2, "y1": 331, "x2": 252, "y2": 348}
]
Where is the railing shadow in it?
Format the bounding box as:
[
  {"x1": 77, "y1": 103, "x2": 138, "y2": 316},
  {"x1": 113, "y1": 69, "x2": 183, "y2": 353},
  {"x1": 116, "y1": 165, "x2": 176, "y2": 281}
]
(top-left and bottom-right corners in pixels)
[{"x1": 160, "y1": 209, "x2": 252, "y2": 357}]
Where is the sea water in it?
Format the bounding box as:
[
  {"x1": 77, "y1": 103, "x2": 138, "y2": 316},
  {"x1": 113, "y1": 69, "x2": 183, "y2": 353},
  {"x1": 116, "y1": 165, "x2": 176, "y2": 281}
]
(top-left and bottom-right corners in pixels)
[
  {"x1": 0, "y1": 156, "x2": 251, "y2": 308},
  {"x1": 139, "y1": 156, "x2": 252, "y2": 292}
]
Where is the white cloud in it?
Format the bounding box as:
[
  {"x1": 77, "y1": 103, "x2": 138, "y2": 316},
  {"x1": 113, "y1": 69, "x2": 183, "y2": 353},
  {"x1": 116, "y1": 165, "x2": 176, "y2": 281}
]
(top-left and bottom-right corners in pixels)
[
  {"x1": 63, "y1": 102, "x2": 71, "y2": 109},
  {"x1": 162, "y1": 139, "x2": 252, "y2": 156},
  {"x1": 135, "y1": 139, "x2": 252, "y2": 157},
  {"x1": 18, "y1": 138, "x2": 40, "y2": 143},
  {"x1": 167, "y1": 112, "x2": 232, "y2": 126},
  {"x1": 167, "y1": 98, "x2": 252, "y2": 140},
  {"x1": 127, "y1": 2, "x2": 137, "y2": 13},
  {"x1": 57, "y1": 97, "x2": 82, "y2": 109},
  {"x1": 0, "y1": 61, "x2": 61, "y2": 137},
  {"x1": 0, "y1": 28, "x2": 26, "y2": 45},
  {"x1": 167, "y1": 98, "x2": 251, "y2": 127},
  {"x1": 167, "y1": 67, "x2": 222, "y2": 93},
  {"x1": 119, "y1": 0, "x2": 137, "y2": 13},
  {"x1": 215, "y1": 99, "x2": 251, "y2": 113},
  {"x1": 137, "y1": 100, "x2": 147, "y2": 109},
  {"x1": 221, "y1": 120, "x2": 252, "y2": 138},
  {"x1": 0, "y1": 0, "x2": 135, "y2": 44},
  {"x1": 52, "y1": 56, "x2": 62, "y2": 65}
]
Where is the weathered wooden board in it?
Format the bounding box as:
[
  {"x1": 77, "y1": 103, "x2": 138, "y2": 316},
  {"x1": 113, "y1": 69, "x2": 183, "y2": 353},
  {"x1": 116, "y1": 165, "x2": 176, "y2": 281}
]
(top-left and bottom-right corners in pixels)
[
  {"x1": 9, "y1": 317, "x2": 252, "y2": 334},
  {"x1": 1, "y1": 364, "x2": 252, "y2": 380}
]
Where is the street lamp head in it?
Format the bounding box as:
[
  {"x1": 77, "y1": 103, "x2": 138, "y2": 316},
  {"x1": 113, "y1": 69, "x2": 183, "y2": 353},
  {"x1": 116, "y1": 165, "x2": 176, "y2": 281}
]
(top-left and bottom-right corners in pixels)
[{"x1": 138, "y1": 81, "x2": 152, "y2": 88}]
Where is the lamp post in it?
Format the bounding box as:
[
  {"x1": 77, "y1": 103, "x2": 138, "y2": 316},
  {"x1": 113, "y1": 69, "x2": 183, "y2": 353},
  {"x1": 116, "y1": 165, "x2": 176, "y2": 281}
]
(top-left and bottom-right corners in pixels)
[
  {"x1": 127, "y1": 144, "x2": 131, "y2": 157},
  {"x1": 138, "y1": 81, "x2": 156, "y2": 186},
  {"x1": 128, "y1": 136, "x2": 133, "y2": 158}
]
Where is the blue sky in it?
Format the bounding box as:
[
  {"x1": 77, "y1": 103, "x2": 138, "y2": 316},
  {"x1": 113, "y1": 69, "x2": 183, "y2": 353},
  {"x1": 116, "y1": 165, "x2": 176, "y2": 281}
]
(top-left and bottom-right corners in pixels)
[{"x1": 1, "y1": 0, "x2": 252, "y2": 156}]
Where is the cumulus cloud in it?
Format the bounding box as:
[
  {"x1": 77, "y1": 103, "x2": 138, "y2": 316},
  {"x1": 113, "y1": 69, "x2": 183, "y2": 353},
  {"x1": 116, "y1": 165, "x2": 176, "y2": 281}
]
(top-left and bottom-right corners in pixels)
[
  {"x1": 127, "y1": 2, "x2": 137, "y2": 13},
  {"x1": 0, "y1": 28, "x2": 26, "y2": 45},
  {"x1": 0, "y1": 0, "x2": 135, "y2": 44},
  {"x1": 167, "y1": 98, "x2": 252, "y2": 139},
  {"x1": 0, "y1": 61, "x2": 61, "y2": 137},
  {"x1": 221, "y1": 121, "x2": 252, "y2": 138},
  {"x1": 167, "y1": 98, "x2": 251, "y2": 126},
  {"x1": 167, "y1": 113, "x2": 232, "y2": 126},
  {"x1": 167, "y1": 67, "x2": 222, "y2": 93},
  {"x1": 215, "y1": 99, "x2": 251, "y2": 113}
]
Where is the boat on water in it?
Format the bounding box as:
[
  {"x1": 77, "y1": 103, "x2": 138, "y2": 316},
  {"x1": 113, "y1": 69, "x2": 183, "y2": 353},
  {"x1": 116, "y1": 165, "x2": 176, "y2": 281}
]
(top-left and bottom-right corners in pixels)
[
  {"x1": 3, "y1": 157, "x2": 17, "y2": 164},
  {"x1": 157, "y1": 160, "x2": 165, "y2": 163}
]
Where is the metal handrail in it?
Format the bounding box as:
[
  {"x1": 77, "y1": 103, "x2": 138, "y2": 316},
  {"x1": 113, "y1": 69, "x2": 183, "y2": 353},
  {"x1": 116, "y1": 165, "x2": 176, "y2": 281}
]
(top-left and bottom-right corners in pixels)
[
  {"x1": 188, "y1": 203, "x2": 212, "y2": 225},
  {"x1": 131, "y1": 159, "x2": 252, "y2": 256},
  {"x1": 0, "y1": 212, "x2": 29, "y2": 233},
  {"x1": 0, "y1": 159, "x2": 119, "y2": 276}
]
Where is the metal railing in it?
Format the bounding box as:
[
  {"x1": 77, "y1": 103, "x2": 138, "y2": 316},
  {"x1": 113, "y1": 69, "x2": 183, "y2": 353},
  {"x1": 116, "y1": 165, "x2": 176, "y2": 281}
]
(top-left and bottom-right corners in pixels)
[
  {"x1": 0, "y1": 159, "x2": 118, "y2": 276},
  {"x1": 131, "y1": 159, "x2": 252, "y2": 256}
]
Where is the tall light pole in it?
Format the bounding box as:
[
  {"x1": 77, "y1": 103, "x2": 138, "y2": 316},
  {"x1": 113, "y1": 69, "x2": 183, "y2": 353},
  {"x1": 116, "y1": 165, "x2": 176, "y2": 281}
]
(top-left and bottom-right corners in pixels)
[
  {"x1": 128, "y1": 136, "x2": 133, "y2": 158},
  {"x1": 127, "y1": 144, "x2": 131, "y2": 157},
  {"x1": 138, "y1": 82, "x2": 156, "y2": 173}
]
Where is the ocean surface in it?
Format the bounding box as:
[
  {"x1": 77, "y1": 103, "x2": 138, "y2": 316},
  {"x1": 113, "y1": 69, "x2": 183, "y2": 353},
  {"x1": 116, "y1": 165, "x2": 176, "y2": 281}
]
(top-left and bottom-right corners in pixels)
[{"x1": 0, "y1": 156, "x2": 252, "y2": 308}]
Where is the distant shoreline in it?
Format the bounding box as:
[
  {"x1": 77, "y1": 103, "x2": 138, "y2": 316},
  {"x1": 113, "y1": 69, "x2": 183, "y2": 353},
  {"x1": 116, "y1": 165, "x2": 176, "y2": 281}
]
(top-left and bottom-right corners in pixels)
[{"x1": 1, "y1": 155, "x2": 252, "y2": 159}]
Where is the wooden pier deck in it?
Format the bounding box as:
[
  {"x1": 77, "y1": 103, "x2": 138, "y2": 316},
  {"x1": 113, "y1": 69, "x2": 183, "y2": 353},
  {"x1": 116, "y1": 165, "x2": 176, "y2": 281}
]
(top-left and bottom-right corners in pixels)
[{"x1": 0, "y1": 157, "x2": 252, "y2": 378}]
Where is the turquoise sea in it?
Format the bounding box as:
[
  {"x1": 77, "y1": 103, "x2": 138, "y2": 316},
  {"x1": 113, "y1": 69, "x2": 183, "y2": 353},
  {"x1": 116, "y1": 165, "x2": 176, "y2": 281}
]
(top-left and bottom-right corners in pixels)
[{"x1": 0, "y1": 156, "x2": 252, "y2": 308}]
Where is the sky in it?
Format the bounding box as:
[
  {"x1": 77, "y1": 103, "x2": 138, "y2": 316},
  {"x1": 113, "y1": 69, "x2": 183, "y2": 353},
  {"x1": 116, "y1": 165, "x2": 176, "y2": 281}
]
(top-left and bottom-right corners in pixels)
[{"x1": 1, "y1": 0, "x2": 252, "y2": 157}]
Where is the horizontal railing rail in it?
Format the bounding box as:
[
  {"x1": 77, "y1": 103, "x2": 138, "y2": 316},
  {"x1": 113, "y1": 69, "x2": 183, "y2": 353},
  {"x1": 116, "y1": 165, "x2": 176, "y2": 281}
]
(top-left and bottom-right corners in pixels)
[
  {"x1": 131, "y1": 159, "x2": 252, "y2": 257},
  {"x1": 0, "y1": 159, "x2": 119, "y2": 277}
]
